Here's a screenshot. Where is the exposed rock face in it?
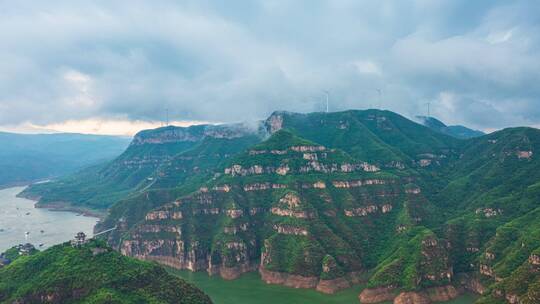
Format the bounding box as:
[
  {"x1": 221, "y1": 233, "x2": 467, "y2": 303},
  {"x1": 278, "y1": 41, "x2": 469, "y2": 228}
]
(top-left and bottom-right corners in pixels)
[
  {"x1": 359, "y1": 287, "x2": 397, "y2": 303},
  {"x1": 266, "y1": 113, "x2": 284, "y2": 133},
  {"x1": 529, "y1": 254, "x2": 540, "y2": 266},
  {"x1": 332, "y1": 179, "x2": 389, "y2": 188},
  {"x1": 517, "y1": 150, "x2": 533, "y2": 159},
  {"x1": 405, "y1": 187, "x2": 422, "y2": 194},
  {"x1": 360, "y1": 285, "x2": 459, "y2": 304},
  {"x1": 458, "y1": 274, "x2": 487, "y2": 295},
  {"x1": 475, "y1": 208, "x2": 502, "y2": 218},
  {"x1": 419, "y1": 159, "x2": 432, "y2": 167},
  {"x1": 393, "y1": 291, "x2": 431, "y2": 304},
  {"x1": 505, "y1": 293, "x2": 520, "y2": 304},
  {"x1": 208, "y1": 262, "x2": 258, "y2": 280},
  {"x1": 131, "y1": 123, "x2": 256, "y2": 146},
  {"x1": 424, "y1": 285, "x2": 459, "y2": 302},
  {"x1": 344, "y1": 205, "x2": 378, "y2": 217},
  {"x1": 243, "y1": 183, "x2": 286, "y2": 191},
  {"x1": 259, "y1": 267, "x2": 319, "y2": 289},
  {"x1": 479, "y1": 264, "x2": 494, "y2": 277},
  {"x1": 273, "y1": 224, "x2": 308, "y2": 236},
  {"x1": 315, "y1": 277, "x2": 351, "y2": 294},
  {"x1": 213, "y1": 184, "x2": 231, "y2": 192}
]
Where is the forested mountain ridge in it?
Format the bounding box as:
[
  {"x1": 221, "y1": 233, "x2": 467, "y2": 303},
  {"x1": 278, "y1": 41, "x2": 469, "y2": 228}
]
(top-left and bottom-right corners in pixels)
[{"x1": 20, "y1": 109, "x2": 540, "y2": 303}]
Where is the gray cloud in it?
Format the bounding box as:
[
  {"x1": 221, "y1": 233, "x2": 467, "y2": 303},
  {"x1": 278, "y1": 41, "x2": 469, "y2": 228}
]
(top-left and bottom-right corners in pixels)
[{"x1": 0, "y1": 0, "x2": 539, "y2": 130}]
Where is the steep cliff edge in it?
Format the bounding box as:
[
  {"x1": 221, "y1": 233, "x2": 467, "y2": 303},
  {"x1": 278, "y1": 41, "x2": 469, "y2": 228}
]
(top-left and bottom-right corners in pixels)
[{"x1": 116, "y1": 130, "x2": 436, "y2": 293}]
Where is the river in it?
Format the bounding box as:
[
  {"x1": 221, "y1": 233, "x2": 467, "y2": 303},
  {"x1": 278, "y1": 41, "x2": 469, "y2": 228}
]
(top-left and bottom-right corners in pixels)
[
  {"x1": 0, "y1": 186, "x2": 98, "y2": 252},
  {"x1": 170, "y1": 270, "x2": 479, "y2": 304}
]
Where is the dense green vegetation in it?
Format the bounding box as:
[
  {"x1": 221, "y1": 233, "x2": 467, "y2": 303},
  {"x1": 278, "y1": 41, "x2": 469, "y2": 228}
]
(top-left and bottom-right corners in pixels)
[
  {"x1": 17, "y1": 109, "x2": 540, "y2": 303},
  {"x1": 0, "y1": 132, "x2": 130, "y2": 189},
  {"x1": 0, "y1": 240, "x2": 212, "y2": 304},
  {"x1": 21, "y1": 124, "x2": 263, "y2": 209}
]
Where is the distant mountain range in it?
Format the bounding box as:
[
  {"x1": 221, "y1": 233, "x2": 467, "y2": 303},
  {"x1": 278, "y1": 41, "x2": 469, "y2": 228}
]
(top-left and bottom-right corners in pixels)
[
  {"x1": 0, "y1": 132, "x2": 130, "y2": 189},
  {"x1": 416, "y1": 115, "x2": 485, "y2": 139},
  {"x1": 19, "y1": 110, "x2": 540, "y2": 303}
]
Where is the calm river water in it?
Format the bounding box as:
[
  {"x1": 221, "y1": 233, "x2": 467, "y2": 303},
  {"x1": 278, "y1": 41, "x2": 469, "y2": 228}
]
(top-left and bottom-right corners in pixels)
[{"x1": 0, "y1": 186, "x2": 98, "y2": 252}]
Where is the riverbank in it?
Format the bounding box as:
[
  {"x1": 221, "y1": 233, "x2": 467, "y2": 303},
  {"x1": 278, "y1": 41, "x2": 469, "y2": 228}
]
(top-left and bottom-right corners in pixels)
[{"x1": 16, "y1": 190, "x2": 106, "y2": 219}]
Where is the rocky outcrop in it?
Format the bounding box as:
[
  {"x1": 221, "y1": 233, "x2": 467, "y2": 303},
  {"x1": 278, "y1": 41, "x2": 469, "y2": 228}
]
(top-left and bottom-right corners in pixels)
[
  {"x1": 424, "y1": 285, "x2": 459, "y2": 302},
  {"x1": 332, "y1": 179, "x2": 390, "y2": 188},
  {"x1": 516, "y1": 150, "x2": 533, "y2": 159},
  {"x1": 207, "y1": 262, "x2": 258, "y2": 280},
  {"x1": 316, "y1": 277, "x2": 351, "y2": 294},
  {"x1": 266, "y1": 112, "x2": 284, "y2": 133},
  {"x1": 243, "y1": 182, "x2": 286, "y2": 191},
  {"x1": 393, "y1": 291, "x2": 431, "y2": 304},
  {"x1": 271, "y1": 207, "x2": 315, "y2": 218},
  {"x1": 301, "y1": 181, "x2": 326, "y2": 189},
  {"x1": 360, "y1": 285, "x2": 459, "y2": 304},
  {"x1": 475, "y1": 208, "x2": 502, "y2": 218},
  {"x1": 529, "y1": 253, "x2": 540, "y2": 266},
  {"x1": 359, "y1": 287, "x2": 397, "y2": 303},
  {"x1": 259, "y1": 267, "x2": 319, "y2": 289},
  {"x1": 458, "y1": 274, "x2": 487, "y2": 295},
  {"x1": 273, "y1": 224, "x2": 308, "y2": 236},
  {"x1": 479, "y1": 264, "x2": 494, "y2": 277},
  {"x1": 131, "y1": 123, "x2": 256, "y2": 146},
  {"x1": 344, "y1": 205, "x2": 378, "y2": 217}
]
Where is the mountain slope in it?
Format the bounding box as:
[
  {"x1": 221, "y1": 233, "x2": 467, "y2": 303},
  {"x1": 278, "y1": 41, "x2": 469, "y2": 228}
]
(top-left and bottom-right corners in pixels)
[
  {"x1": 19, "y1": 109, "x2": 540, "y2": 303},
  {"x1": 0, "y1": 240, "x2": 212, "y2": 304},
  {"x1": 116, "y1": 129, "x2": 445, "y2": 295},
  {"x1": 20, "y1": 123, "x2": 264, "y2": 210},
  {"x1": 416, "y1": 116, "x2": 485, "y2": 139},
  {"x1": 0, "y1": 132, "x2": 130, "y2": 189}
]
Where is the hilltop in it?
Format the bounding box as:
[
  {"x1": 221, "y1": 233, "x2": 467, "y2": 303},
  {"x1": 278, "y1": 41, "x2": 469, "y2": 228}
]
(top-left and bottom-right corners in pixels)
[
  {"x1": 0, "y1": 240, "x2": 212, "y2": 304},
  {"x1": 416, "y1": 116, "x2": 485, "y2": 139}
]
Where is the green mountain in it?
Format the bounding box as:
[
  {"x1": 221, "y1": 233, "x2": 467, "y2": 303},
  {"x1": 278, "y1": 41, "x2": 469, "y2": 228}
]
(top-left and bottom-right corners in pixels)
[
  {"x1": 20, "y1": 123, "x2": 264, "y2": 211},
  {"x1": 18, "y1": 109, "x2": 540, "y2": 303},
  {"x1": 0, "y1": 240, "x2": 212, "y2": 304},
  {"x1": 416, "y1": 116, "x2": 485, "y2": 139},
  {"x1": 0, "y1": 132, "x2": 130, "y2": 189}
]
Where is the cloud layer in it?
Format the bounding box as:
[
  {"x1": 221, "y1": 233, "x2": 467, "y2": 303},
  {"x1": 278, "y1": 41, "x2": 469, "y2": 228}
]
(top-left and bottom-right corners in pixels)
[{"x1": 1, "y1": 0, "x2": 539, "y2": 132}]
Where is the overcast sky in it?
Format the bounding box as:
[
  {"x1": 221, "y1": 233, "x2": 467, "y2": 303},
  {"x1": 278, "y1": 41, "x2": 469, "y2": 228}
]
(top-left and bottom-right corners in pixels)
[{"x1": 1, "y1": 0, "x2": 539, "y2": 135}]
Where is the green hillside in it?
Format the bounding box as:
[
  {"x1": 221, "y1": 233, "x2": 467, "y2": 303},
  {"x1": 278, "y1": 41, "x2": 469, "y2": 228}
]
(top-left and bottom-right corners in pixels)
[
  {"x1": 16, "y1": 109, "x2": 540, "y2": 303},
  {"x1": 0, "y1": 240, "x2": 212, "y2": 304},
  {"x1": 21, "y1": 123, "x2": 264, "y2": 210}
]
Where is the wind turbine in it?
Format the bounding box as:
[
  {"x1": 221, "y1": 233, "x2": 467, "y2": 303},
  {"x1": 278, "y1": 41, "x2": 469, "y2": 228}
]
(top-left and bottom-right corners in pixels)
[
  {"x1": 323, "y1": 90, "x2": 329, "y2": 113},
  {"x1": 424, "y1": 102, "x2": 431, "y2": 117},
  {"x1": 376, "y1": 88, "x2": 382, "y2": 109}
]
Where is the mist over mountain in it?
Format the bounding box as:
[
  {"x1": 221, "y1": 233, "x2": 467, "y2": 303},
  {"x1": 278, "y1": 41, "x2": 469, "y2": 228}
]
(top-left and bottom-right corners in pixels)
[
  {"x1": 416, "y1": 116, "x2": 485, "y2": 139},
  {"x1": 0, "y1": 132, "x2": 130, "y2": 188}
]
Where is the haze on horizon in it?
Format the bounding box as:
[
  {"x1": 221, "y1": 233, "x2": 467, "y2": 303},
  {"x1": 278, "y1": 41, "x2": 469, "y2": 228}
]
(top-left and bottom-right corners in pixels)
[{"x1": 1, "y1": 0, "x2": 540, "y2": 136}]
